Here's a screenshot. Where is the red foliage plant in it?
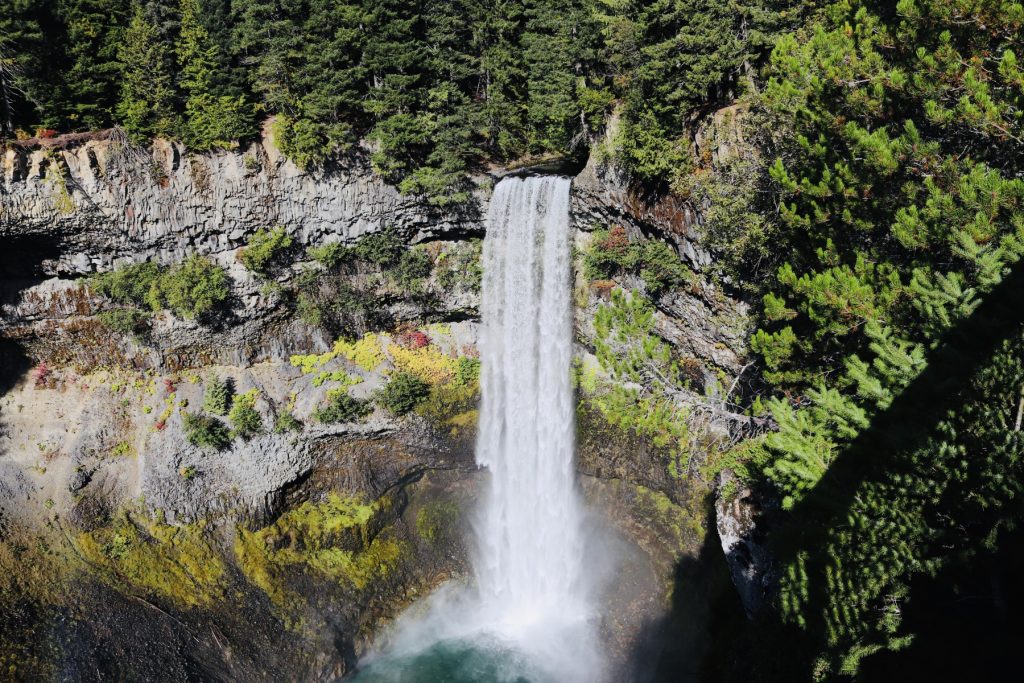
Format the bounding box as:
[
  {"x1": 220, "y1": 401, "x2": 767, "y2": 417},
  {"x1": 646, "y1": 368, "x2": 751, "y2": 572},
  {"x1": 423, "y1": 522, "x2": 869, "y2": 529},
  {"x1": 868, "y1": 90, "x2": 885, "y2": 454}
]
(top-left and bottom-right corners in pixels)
[
  {"x1": 154, "y1": 420, "x2": 167, "y2": 431},
  {"x1": 163, "y1": 378, "x2": 176, "y2": 394},
  {"x1": 35, "y1": 128, "x2": 58, "y2": 139},
  {"x1": 597, "y1": 225, "x2": 630, "y2": 256},
  {"x1": 395, "y1": 327, "x2": 431, "y2": 349},
  {"x1": 32, "y1": 362, "x2": 50, "y2": 388}
]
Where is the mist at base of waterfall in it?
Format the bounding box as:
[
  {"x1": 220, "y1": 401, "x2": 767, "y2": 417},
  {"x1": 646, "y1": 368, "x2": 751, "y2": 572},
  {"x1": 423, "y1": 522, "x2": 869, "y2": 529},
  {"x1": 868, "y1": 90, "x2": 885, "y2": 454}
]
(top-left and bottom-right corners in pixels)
[
  {"x1": 349, "y1": 637, "x2": 547, "y2": 683},
  {"x1": 346, "y1": 580, "x2": 605, "y2": 683}
]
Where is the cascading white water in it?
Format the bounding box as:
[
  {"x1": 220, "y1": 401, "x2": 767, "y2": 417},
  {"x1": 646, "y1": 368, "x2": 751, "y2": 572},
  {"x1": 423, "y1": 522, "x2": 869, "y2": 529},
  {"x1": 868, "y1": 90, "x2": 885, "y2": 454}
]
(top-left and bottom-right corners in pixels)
[
  {"x1": 353, "y1": 175, "x2": 602, "y2": 683},
  {"x1": 474, "y1": 175, "x2": 587, "y2": 629}
]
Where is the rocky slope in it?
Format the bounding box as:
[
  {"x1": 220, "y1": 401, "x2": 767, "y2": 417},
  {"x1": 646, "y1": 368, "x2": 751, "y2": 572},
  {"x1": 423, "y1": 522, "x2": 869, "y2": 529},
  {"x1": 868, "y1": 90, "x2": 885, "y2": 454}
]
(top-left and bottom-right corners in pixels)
[{"x1": 0, "y1": 126, "x2": 751, "y2": 681}]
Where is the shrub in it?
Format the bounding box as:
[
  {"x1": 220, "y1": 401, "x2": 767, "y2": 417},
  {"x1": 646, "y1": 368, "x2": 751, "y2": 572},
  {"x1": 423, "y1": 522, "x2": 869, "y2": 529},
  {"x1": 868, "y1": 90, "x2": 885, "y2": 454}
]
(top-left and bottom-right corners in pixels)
[
  {"x1": 395, "y1": 327, "x2": 431, "y2": 349},
  {"x1": 377, "y1": 372, "x2": 431, "y2": 415},
  {"x1": 271, "y1": 114, "x2": 351, "y2": 170},
  {"x1": 308, "y1": 242, "x2": 354, "y2": 268},
  {"x1": 294, "y1": 271, "x2": 384, "y2": 334},
  {"x1": 239, "y1": 227, "x2": 293, "y2": 274},
  {"x1": 274, "y1": 410, "x2": 302, "y2": 433},
  {"x1": 392, "y1": 249, "x2": 432, "y2": 290},
  {"x1": 637, "y1": 240, "x2": 695, "y2": 294},
  {"x1": 228, "y1": 389, "x2": 262, "y2": 439},
  {"x1": 90, "y1": 261, "x2": 162, "y2": 306},
  {"x1": 91, "y1": 257, "x2": 231, "y2": 322},
  {"x1": 583, "y1": 226, "x2": 692, "y2": 295},
  {"x1": 183, "y1": 412, "x2": 231, "y2": 450},
  {"x1": 455, "y1": 356, "x2": 481, "y2": 386},
  {"x1": 31, "y1": 362, "x2": 50, "y2": 388},
  {"x1": 149, "y1": 256, "x2": 231, "y2": 320},
  {"x1": 98, "y1": 309, "x2": 150, "y2": 335},
  {"x1": 202, "y1": 376, "x2": 231, "y2": 415},
  {"x1": 436, "y1": 240, "x2": 483, "y2": 293},
  {"x1": 353, "y1": 229, "x2": 404, "y2": 267},
  {"x1": 314, "y1": 389, "x2": 371, "y2": 424}
]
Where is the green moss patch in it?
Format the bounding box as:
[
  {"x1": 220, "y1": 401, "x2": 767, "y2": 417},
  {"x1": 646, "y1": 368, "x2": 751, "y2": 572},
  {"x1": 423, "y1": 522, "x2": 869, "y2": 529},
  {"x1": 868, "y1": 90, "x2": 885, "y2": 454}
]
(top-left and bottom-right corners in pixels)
[
  {"x1": 234, "y1": 493, "x2": 405, "y2": 625},
  {"x1": 75, "y1": 512, "x2": 228, "y2": 608},
  {"x1": 415, "y1": 500, "x2": 460, "y2": 546}
]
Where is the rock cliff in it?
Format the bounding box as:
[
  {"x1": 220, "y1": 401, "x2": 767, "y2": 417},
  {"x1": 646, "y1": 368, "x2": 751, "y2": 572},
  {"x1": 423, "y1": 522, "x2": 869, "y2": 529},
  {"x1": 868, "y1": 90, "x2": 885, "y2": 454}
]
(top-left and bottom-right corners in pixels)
[{"x1": 0, "y1": 127, "x2": 751, "y2": 681}]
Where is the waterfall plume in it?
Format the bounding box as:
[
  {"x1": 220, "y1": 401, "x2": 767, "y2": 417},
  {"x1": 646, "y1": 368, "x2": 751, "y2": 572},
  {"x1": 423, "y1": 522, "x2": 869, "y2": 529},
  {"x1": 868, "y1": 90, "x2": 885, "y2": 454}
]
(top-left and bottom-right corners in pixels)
[{"x1": 352, "y1": 175, "x2": 602, "y2": 683}]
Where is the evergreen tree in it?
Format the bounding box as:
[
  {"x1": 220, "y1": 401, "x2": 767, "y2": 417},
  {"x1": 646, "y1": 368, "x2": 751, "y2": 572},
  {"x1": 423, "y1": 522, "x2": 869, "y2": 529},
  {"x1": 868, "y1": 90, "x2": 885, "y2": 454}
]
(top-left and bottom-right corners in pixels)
[
  {"x1": 202, "y1": 375, "x2": 230, "y2": 415},
  {"x1": 116, "y1": 6, "x2": 175, "y2": 140},
  {"x1": 0, "y1": 0, "x2": 67, "y2": 133},
  {"x1": 56, "y1": 0, "x2": 130, "y2": 129},
  {"x1": 176, "y1": 0, "x2": 254, "y2": 149}
]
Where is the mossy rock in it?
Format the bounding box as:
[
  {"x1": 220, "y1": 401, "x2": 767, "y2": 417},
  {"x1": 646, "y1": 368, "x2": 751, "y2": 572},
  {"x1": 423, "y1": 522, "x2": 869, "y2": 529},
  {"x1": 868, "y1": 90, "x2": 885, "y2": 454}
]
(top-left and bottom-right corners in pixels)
[{"x1": 74, "y1": 511, "x2": 228, "y2": 608}]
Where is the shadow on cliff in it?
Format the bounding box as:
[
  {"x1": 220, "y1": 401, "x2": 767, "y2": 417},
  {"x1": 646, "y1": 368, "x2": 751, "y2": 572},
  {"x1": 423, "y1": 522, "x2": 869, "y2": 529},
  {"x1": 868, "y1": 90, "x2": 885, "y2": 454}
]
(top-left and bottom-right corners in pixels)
[
  {"x1": 725, "y1": 260, "x2": 1024, "y2": 682},
  {"x1": 629, "y1": 261, "x2": 1024, "y2": 682},
  {"x1": 624, "y1": 497, "x2": 747, "y2": 683},
  {"x1": 0, "y1": 234, "x2": 63, "y2": 395}
]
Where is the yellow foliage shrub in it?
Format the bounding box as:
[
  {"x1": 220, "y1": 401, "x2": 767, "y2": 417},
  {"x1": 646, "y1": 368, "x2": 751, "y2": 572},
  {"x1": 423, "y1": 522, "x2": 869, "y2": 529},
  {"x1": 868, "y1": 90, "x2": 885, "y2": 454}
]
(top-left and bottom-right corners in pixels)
[{"x1": 389, "y1": 343, "x2": 456, "y2": 384}]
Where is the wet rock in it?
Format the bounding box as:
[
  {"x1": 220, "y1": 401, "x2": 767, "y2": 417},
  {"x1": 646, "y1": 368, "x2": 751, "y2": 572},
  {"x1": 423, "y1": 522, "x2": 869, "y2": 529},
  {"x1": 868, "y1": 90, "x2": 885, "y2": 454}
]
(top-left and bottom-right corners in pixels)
[{"x1": 714, "y1": 469, "x2": 773, "y2": 617}]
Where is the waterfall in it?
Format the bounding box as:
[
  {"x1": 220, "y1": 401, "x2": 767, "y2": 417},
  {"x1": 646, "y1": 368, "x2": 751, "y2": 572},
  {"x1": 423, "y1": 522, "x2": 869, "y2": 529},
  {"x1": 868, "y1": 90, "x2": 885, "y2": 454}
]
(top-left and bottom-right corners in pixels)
[
  {"x1": 474, "y1": 176, "x2": 587, "y2": 626},
  {"x1": 352, "y1": 175, "x2": 601, "y2": 683}
]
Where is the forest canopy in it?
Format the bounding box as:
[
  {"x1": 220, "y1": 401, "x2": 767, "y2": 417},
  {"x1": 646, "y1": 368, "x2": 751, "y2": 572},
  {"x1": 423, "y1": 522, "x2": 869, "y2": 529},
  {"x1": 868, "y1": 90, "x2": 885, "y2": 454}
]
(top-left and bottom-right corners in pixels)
[{"x1": 0, "y1": 0, "x2": 807, "y2": 203}]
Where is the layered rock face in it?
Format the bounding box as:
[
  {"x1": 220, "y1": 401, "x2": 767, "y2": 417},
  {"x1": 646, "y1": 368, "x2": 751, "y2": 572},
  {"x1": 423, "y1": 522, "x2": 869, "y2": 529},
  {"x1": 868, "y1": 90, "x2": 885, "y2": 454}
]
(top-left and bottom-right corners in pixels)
[
  {"x1": 1, "y1": 131, "x2": 481, "y2": 275},
  {"x1": 0, "y1": 129, "x2": 751, "y2": 681}
]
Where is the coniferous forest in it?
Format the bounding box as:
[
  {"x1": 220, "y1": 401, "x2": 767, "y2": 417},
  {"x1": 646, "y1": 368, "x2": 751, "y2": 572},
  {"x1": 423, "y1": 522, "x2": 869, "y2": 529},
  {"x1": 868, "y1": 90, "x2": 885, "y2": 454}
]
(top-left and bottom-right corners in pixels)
[{"x1": 2, "y1": 0, "x2": 1023, "y2": 681}]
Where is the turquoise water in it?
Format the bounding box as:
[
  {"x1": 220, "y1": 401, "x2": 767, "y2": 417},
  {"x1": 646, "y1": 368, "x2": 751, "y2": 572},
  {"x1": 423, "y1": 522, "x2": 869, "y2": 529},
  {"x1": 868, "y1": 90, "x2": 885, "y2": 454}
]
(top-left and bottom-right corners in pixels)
[{"x1": 347, "y1": 638, "x2": 553, "y2": 683}]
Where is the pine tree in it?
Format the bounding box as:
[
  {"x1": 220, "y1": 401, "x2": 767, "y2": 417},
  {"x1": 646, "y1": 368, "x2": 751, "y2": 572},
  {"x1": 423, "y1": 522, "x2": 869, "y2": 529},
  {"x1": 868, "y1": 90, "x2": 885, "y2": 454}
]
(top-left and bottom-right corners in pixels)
[
  {"x1": 56, "y1": 0, "x2": 130, "y2": 129},
  {"x1": 202, "y1": 375, "x2": 230, "y2": 415},
  {"x1": 176, "y1": 0, "x2": 253, "y2": 149},
  {"x1": 0, "y1": 0, "x2": 66, "y2": 134},
  {"x1": 116, "y1": 6, "x2": 175, "y2": 140}
]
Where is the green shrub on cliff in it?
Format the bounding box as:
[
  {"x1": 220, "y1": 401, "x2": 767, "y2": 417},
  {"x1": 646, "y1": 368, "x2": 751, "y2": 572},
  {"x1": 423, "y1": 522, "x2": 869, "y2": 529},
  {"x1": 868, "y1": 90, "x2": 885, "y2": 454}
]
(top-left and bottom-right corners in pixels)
[
  {"x1": 239, "y1": 226, "x2": 293, "y2": 274},
  {"x1": 314, "y1": 389, "x2": 371, "y2": 424},
  {"x1": 91, "y1": 256, "x2": 231, "y2": 322},
  {"x1": 183, "y1": 412, "x2": 231, "y2": 450},
  {"x1": 150, "y1": 256, "x2": 231, "y2": 320},
  {"x1": 377, "y1": 372, "x2": 430, "y2": 416},
  {"x1": 97, "y1": 308, "x2": 150, "y2": 335},
  {"x1": 228, "y1": 389, "x2": 262, "y2": 439},
  {"x1": 90, "y1": 261, "x2": 162, "y2": 305},
  {"x1": 583, "y1": 227, "x2": 694, "y2": 295}
]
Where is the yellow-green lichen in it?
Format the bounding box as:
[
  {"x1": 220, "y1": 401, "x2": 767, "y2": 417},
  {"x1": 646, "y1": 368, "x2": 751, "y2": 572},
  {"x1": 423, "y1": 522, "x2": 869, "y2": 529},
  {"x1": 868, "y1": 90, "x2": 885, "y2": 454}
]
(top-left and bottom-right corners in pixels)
[
  {"x1": 233, "y1": 493, "x2": 404, "y2": 624},
  {"x1": 415, "y1": 500, "x2": 460, "y2": 545},
  {"x1": 75, "y1": 511, "x2": 228, "y2": 608}
]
